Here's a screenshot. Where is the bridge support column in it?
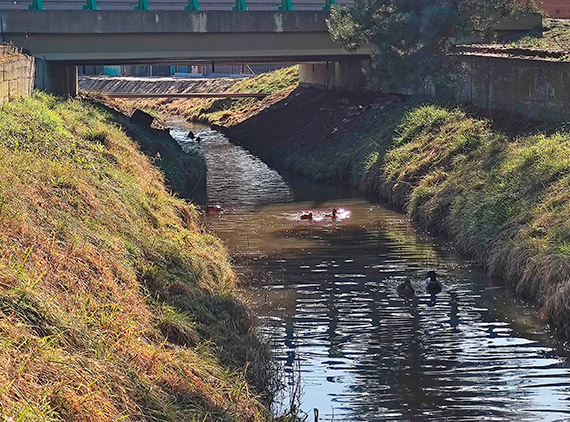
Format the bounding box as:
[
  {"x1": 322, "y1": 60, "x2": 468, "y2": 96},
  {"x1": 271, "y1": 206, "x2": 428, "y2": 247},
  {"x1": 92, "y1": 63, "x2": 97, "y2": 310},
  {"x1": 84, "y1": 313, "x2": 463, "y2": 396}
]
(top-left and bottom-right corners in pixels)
[
  {"x1": 35, "y1": 59, "x2": 78, "y2": 97},
  {"x1": 299, "y1": 60, "x2": 367, "y2": 91}
]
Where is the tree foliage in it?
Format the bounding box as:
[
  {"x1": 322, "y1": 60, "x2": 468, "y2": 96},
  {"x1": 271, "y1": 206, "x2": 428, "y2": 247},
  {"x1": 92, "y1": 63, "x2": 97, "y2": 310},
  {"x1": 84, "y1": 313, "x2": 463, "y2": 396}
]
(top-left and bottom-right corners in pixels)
[{"x1": 327, "y1": 0, "x2": 541, "y2": 91}]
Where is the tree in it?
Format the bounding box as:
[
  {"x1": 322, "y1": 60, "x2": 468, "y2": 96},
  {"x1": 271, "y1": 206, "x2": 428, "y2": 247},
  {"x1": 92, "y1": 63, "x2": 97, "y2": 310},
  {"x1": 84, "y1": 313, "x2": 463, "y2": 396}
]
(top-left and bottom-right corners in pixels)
[{"x1": 327, "y1": 0, "x2": 540, "y2": 91}]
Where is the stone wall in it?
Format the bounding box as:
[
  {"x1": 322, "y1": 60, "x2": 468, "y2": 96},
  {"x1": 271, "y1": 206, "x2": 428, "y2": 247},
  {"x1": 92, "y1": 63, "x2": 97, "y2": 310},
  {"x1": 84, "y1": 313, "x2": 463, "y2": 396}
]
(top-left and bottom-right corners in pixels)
[
  {"x1": 455, "y1": 54, "x2": 570, "y2": 121},
  {"x1": 0, "y1": 46, "x2": 34, "y2": 103}
]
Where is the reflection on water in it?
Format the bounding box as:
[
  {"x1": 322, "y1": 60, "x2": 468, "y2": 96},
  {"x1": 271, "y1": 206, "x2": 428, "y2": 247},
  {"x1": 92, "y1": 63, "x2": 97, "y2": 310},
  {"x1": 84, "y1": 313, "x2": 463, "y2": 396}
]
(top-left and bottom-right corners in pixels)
[{"x1": 169, "y1": 124, "x2": 570, "y2": 421}]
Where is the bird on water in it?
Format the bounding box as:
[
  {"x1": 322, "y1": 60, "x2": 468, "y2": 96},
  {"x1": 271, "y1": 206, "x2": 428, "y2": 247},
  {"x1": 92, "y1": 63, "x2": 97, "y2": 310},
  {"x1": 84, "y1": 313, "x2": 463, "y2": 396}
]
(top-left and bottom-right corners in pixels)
[
  {"x1": 397, "y1": 279, "x2": 415, "y2": 300},
  {"x1": 426, "y1": 270, "x2": 442, "y2": 294}
]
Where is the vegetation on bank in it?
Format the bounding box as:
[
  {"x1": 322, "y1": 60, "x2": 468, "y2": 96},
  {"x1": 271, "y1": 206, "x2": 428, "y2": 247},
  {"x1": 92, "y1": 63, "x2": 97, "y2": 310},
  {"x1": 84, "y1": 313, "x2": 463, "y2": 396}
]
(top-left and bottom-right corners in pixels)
[
  {"x1": 365, "y1": 106, "x2": 570, "y2": 336},
  {"x1": 99, "y1": 106, "x2": 207, "y2": 203},
  {"x1": 0, "y1": 92, "x2": 270, "y2": 421},
  {"x1": 99, "y1": 66, "x2": 299, "y2": 127}
]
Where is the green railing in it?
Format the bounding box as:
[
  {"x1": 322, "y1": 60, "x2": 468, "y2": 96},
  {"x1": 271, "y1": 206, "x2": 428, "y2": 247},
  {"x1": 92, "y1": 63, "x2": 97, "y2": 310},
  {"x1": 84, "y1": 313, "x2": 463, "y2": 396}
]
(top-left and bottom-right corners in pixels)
[{"x1": 28, "y1": 0, "x2": 336, "y2": 11}]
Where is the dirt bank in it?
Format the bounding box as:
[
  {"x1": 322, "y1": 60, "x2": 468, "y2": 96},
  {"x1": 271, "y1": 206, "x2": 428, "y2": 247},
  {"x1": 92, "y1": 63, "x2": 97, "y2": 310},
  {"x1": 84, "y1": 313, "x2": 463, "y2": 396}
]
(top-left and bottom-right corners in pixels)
[{"x1": 82, "y1": 66, "x2": 299, "y2": 127}]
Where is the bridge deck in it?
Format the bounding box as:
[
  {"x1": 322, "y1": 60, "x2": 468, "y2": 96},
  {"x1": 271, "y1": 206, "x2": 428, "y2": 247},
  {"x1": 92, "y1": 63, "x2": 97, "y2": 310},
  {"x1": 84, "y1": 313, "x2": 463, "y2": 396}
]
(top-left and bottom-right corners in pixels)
[{"x1": 0, "y1": 0, "x2": 350, "y2": 10}]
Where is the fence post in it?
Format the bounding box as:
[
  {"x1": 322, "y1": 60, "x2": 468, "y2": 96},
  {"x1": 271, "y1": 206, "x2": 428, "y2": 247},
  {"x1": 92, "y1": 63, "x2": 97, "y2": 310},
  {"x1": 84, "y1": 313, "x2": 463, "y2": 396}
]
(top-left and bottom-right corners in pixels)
[
  {"x1": 184, "y1": 0, "x2": 199, "y2": 10},
  {"x1": 233, "y1": 0, "x2": 247, "y2": 11},
  {"x1": 278, "y1": 0, "x2": 292, "y2": 11},
  {"x1": 82, "y1": 0, "x2": 98, "y2": 10},
  {"x1": 28, "y1": 0, "x2": 43, "y2": 10},
  {"x1": 322, "y1": 0, "x2": 334, "y2": 10},
  {"x1": 134, "y1": 0, "x2": 150, "y2": 10}
]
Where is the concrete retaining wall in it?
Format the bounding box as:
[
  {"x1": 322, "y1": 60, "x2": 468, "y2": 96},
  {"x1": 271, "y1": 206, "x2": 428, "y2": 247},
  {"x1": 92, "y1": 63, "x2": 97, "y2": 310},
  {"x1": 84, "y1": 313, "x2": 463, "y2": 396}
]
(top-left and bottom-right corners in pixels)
[
  {"x1": 299, "y1": 60, "x2": 367, "y2": 91},
  {"x1": 0, "y1": 46, "x2": 34, "y2": 103},
  {"x1": 455, "y1": 55, "x2": 570, "y2": 121}
]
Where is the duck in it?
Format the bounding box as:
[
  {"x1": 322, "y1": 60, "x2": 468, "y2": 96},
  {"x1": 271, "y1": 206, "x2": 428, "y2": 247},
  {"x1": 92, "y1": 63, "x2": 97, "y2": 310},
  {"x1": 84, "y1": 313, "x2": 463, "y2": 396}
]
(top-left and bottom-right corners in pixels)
[
  {"x1": 300, "y1": 212, "x2": 313, "y2": 220},
  {"x1": 426, "y1": 270, "x2": 442, "y2": 294},
  {"x1": 325, "y1": 208, "x2": 338, "y2": 219},
  {"x1": 206, "y1": 204, "x2": 223, "y2": 215},
  {"x1": 187, "y1": 130, "x2": 195, "y2": 139},
  {"x1": 397, "y1": 279, "x2": 415, "y2": 300},
  {"x1": 195, "y1": 136, "x2": 202, "y2": 145}
]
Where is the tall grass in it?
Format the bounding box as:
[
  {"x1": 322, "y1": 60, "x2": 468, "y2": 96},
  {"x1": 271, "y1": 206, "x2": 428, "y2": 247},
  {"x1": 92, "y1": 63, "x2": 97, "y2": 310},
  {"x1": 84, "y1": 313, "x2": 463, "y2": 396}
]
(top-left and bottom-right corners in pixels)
[{"x1": 0, "y1": 92, "x2": 269, "y2": 421}]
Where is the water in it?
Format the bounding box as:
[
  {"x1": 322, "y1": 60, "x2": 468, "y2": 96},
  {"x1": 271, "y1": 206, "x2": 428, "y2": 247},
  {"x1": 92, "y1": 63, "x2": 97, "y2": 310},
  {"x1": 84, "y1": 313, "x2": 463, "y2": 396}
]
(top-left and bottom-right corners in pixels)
[{"x1": 169, "y1": 122, "x2": 570, "y2": 421}]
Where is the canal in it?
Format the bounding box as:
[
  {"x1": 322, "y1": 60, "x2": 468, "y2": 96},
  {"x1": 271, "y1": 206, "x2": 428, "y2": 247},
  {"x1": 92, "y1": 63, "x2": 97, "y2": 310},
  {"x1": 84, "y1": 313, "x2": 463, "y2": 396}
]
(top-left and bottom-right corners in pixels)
[{"x1": 169, "y1": 122, "x2": 570, "y2": 421}]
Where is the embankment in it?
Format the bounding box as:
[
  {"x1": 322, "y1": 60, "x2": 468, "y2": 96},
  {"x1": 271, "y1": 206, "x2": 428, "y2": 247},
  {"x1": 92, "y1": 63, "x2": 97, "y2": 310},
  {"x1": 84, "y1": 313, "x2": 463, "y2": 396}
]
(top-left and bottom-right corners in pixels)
[
  {"x1": 221, "y1": 86, "x2": 570, "y2": 338},
  {"x1": 83, "y1": 66, "x2": 570, "y2": 336},
  {"x1": 0, "y1": 92, "x2": 270, "y2": 421}
]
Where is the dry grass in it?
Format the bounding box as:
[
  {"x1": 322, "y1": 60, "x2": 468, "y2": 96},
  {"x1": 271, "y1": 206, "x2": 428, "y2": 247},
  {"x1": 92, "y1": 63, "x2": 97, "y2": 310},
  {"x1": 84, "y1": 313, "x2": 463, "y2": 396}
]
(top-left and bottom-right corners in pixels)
[{"x1": 0, "y1": 92, "x2": 269, "y2": 421}]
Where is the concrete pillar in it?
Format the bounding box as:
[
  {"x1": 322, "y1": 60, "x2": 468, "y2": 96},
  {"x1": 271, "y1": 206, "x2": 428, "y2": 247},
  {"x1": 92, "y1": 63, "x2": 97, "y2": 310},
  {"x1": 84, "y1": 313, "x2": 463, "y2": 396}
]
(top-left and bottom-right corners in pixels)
[
  {"x1": 35, "y1": 59, "x2": 78, "y2": 96},
  {"x1": 299, "y1": 60, "x2": 367, "y2": 91}
]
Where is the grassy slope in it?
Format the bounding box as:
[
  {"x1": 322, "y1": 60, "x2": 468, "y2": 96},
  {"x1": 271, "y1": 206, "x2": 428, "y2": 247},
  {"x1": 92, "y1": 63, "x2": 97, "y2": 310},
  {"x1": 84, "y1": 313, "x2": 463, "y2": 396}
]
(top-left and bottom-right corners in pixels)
[
  {"x1": 101, "y1": 66, "x2": 299, "y2": 127},
  {"x1": 365, "y1": 106, "x2": 570, "y2": 335},
  {"x1": 0, "y1": 92, "x2": 269, "y2": 421},
  {"x1": 100, "y1": 106, "x2": 207, "y2": 204}
]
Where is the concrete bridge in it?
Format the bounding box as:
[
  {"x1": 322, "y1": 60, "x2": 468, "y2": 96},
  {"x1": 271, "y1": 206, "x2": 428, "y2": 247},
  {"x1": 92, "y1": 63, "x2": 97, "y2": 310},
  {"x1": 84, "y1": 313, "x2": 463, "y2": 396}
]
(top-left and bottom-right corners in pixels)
[{"x1": 0, "y1": 9, "x2": 371, "y2": 95}]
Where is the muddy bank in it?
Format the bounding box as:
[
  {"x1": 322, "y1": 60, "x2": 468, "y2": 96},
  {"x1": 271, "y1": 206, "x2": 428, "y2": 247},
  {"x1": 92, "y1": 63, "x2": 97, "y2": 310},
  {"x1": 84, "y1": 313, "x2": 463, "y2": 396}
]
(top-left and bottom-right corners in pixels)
[{"x1": 219, "y1": 87, "x2": 407, "y2": 186}]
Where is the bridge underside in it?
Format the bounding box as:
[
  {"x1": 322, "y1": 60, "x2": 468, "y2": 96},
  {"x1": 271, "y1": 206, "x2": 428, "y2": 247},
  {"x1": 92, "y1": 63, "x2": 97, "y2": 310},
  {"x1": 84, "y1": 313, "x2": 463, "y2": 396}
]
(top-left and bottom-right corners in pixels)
[
  {"x1": 5, "y1": 33, "x2": 367, "y2": 64},
  {"x1": 0, "y1": 10, "x2": 372, "y2": 95}
]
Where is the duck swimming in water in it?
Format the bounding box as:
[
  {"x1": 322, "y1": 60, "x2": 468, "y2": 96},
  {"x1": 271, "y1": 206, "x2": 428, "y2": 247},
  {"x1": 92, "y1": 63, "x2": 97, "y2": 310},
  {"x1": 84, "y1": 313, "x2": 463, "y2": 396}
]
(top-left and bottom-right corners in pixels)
[
  {"x1": 206, "y1": 204, "x2": 223, "y2": 215},
  {"x1": 397, "y1": 279, "x2": 415, "y2": 300},
  {"x1": 300, "y1": 212, "x2": 313, "y2": 220},
  {"x1": 325, "y1": 208, "x2": 338, "y2": 219},
  {"x1": 426, "y1": 270, "x2": 442, "y2": 294}
]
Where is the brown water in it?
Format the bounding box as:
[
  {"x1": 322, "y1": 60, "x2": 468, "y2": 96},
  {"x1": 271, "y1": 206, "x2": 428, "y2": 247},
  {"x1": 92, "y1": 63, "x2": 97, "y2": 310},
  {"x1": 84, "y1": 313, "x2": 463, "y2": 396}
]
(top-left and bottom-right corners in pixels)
[{"x1": 169, "y1": 123, "x2": 570, "y2": 421}]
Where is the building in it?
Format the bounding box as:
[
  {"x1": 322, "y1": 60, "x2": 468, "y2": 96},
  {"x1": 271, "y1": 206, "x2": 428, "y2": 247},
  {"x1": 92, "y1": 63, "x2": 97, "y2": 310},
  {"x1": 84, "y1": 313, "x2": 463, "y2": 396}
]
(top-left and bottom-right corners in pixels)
[{"x1": 541, "y1": 0, "x2": 570, "y2": 18}]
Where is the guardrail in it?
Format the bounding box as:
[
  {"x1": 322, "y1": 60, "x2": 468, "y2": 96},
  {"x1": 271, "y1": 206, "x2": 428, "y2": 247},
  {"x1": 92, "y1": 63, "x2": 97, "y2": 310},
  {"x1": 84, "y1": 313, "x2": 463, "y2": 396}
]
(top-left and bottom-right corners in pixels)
[{"x1": 27, "y1": 0, "x2": 336, "y2": 11}]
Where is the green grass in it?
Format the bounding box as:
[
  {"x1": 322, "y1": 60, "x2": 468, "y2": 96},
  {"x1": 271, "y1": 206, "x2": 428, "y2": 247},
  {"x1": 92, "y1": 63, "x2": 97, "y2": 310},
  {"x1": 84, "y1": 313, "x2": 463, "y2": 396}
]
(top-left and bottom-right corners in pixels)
[
  {"x1": 0, "y1": 92, "x2": 270, "y2": 421},
  {"x1": 185, "y1": 66, "x2": 299, "y2": 126}
]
